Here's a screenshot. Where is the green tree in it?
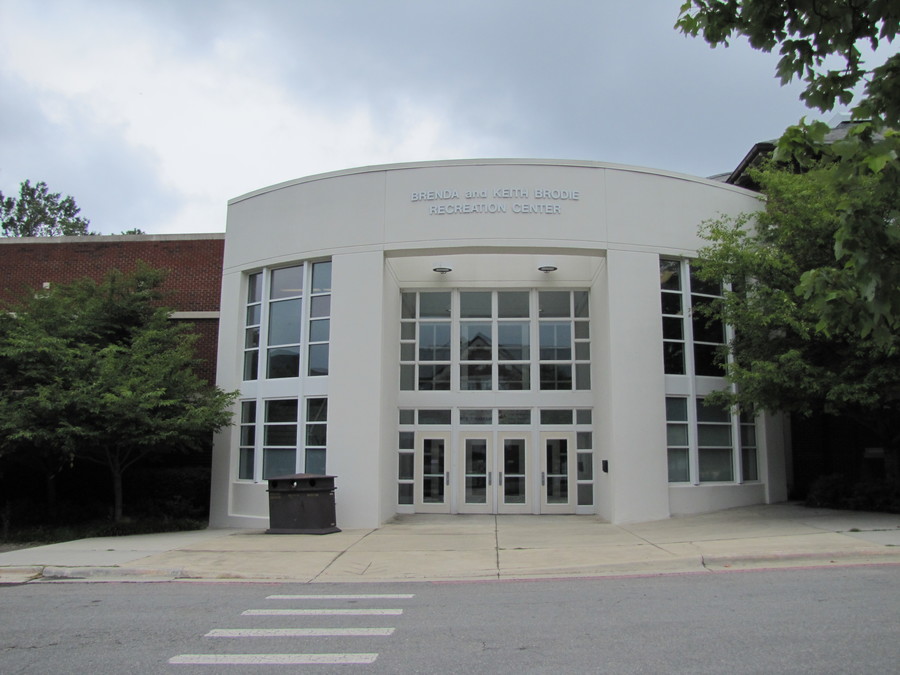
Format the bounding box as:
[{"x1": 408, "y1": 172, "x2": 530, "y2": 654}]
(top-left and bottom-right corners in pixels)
[
  {"x1": 0, "y1": 179, "x2": 93, "y2": 237},
  {"x1": 693, "y1": 163, "x2": 900, "y2": 476},
  {"x1": 677, "y1": 0, "x2": 900, "y2": 345},
  {"x1": 0, "y1": 266, "x2": 237, "y2": 521}
]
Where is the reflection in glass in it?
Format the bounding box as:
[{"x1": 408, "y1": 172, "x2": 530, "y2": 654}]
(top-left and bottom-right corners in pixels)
[
  {"x1": 268, "y1": 346, "x2": 300, "y2": 378},
  {"x1": 460, "y1": 323, "x2": 492, "y2": 360},
  {"x1": 268, "y1": 299, "x2": 302, "y2": 345},
  {"x1": 305, "y1": 448, "x2": 326, "y2": 475},
  {"x1": 498, "y1": 322, "x2": 529, "y2": 360},
  {"x1": 308, "y1": 343, "x2": 329, "y2": 376},
  {"x1": 263, "y1": 448, "x2": 296, "y2": 479},
  {"x1": 311, "y1": 261, "x2": 332, "y2": 293},
  {"x1": 270, "y1": 266, "x2": 303, "y2": 299},
  {"x1": 465, "y1": 439, "x2": 488, "y2": 504},
  {"x1": 504, "y1": 439, "x2": 526, "y2": 504}
]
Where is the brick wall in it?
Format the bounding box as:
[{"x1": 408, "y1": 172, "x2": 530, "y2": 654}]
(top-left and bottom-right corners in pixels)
[{"x1": 0, "y1": 234, "x2": 225, "y2": 383}]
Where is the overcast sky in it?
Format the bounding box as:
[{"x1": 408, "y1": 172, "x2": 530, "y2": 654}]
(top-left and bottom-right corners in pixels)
[{"x1": 0, "y1": 0, "x2": 888, "y2": 235}]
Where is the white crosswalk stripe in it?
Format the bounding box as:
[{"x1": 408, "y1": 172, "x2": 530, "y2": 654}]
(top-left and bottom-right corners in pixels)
[
  {"x1": 169, "y1": 591, "x2": 414, "y2": 666},
  {"x1": 243, "y1": 608, "x2": 403, "y2": 616},
  {"x1": 206, "y1": 627, "x2": 395, "y2": 637},
  {"x1": 266, "y1": 593, "x2": 415, "y2": 600},
  {"x1": 170, "y1": 653, "x2": 379, "y2": 665}
]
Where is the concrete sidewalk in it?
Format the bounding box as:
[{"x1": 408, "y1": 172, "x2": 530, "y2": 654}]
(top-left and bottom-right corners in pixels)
[{"x1": 2, "y1": 503, "x2": 899, "y2": 584}]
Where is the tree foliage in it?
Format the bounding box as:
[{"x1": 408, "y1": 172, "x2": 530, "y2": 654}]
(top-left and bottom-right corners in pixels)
[
  {"x1": 693, "y1": 164, "x2": 900, "y2": 453},
  {"x1": 0, "y1": 266, "x2": 237, "y2": 521},
  {"x1": 0, "y1": 179, "x2": 93, "y2": 237},
  {"x1": 677, "y1": 0, "x2": 900, "y2": 345}
]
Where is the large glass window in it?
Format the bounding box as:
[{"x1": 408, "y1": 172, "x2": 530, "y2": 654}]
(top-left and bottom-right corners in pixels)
[
  {"x1": 262, "y1": 399, "x2": 298, "y2": 479},
  {"x1": 242, "y1": 262, "x2": 331, "y2": 381},
  {"x1": 666, "y1": 397, "x2": 690, "y2": 483},
  {"x1": 400, "y1": 289, "x2": 588, "y2": 392},
  {"x1": 660, "y1": 260, "x2": 725, "y2": 377},
  {"x1": 304, "y1": 398, "x2": 328, "y2": 474}
]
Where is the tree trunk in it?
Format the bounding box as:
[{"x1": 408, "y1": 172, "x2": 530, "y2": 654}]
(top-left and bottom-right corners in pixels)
[
  {"x1": 45, "y1": 472, "x2": 57, "y2": 519},
  {"x1": 111, "y1": 466, "x2": 124, "y2": 523}
]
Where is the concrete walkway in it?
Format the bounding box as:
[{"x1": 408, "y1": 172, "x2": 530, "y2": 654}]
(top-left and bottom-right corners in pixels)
[{"x1": 2, "y1": 503, "x2": 899, "y2": 584}]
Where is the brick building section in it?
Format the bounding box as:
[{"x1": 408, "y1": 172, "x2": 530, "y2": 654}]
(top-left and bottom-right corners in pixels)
[{"x1": 0, "y1": 234, "x2": 225, "y2": 384}]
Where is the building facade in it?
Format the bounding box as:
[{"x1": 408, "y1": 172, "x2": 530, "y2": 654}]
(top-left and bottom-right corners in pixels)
[{"x1": 209, "y1": 159, "x2": 789, "y2": 530}]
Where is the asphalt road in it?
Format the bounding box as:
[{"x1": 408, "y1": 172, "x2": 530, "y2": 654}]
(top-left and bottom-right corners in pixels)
[{"x1": 1, "y1": 565, "x2": 898, "y2": 673}]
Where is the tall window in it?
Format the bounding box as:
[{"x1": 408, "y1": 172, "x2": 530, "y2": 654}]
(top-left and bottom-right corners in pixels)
[
  {"x1": 659, "y1": 260, "x2": 724, "y2": 377},
  {"x1": 242, "y1": 261, "x2": 332, "y2": 381},
  {"x1": 400, "y1": 289, "x2": 589, "y2": 392}
]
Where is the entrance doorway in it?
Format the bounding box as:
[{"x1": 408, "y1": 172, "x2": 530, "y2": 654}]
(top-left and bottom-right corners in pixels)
[
  {"x1": 457, "y1": 433, "x2": 532, "y2": 514},
  {"x1": 414, "y1": 430, "x2": 578, "y2": 514}
]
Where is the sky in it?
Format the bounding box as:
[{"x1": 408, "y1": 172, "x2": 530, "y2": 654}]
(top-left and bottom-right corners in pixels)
[{"x1": 0, "y1": 0, "x2": 888, "y2": 235}]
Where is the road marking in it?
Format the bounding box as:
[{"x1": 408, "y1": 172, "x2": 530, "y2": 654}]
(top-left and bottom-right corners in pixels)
[
  {"x1": 243, "y1": 608, "x2": 403, "y2": 616},
  {"x1": 206, "y1": 627, "x2": 395, "y2": 637},
  {"x1": 266, "y1": 593, "x2": 415, "y2": 600},
  {"x1": 170, "y1": 653, "x2": 378, "y2": 665}
]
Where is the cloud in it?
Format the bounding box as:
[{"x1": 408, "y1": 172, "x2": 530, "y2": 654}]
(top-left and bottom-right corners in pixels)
[{"x1": 0, "y1": 0, "x2": 888, "y2": 234}]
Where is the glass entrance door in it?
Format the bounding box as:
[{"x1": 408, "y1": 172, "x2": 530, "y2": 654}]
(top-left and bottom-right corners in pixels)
[
  {"x1": 415, "y1": 432, "x2": 451, "y2": 513},
  {"x1": 539, "y1": 432, "x2": 576, "y2": 513},
  {"x1": 457, "y1": 433, "x2": 532, "y2": 514},
  {"x1": 458, "y1": 434, "x2": 491, "y2": 514},
  {"x1": 497, "y1": 434, "x2": 531, "y2": 514}
]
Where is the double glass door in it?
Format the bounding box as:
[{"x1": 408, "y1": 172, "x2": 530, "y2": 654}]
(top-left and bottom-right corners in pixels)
[
  {"x1": 414, "y1": 431, "x2": 576, "y2": 514},
  {"x1": 458, "y1": 433, "x2": 531, "y2": 514}
]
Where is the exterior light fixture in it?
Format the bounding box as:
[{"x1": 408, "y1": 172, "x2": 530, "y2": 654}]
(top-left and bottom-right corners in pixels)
[
  {"x1": 538, "y1": 265, "x2": 558, "y2": 273},
  {"x1": 433, "y1": 266, "x2": 453, "y2": 274}
]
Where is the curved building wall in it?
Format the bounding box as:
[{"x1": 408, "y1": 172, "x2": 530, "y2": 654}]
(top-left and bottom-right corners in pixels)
[{"x1": 210, "y1": 159, "x2": 785, "y2": 529}]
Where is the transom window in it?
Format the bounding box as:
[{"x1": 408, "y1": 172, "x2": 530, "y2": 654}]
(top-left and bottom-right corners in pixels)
[{"x1": 400, "y1": 290, "x2": 590, "y2": 392}]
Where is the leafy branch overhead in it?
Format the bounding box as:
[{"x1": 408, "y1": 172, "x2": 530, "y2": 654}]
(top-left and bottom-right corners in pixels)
[
  {"x1": 677, "y1": 0, "x2": 900, "y2": 346},
  {"x1": 0, "y1": 179, "x2": 93, "y2": 237}
]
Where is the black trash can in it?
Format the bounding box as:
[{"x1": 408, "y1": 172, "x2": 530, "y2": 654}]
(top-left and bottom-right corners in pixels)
[{"x1": 266, "y1": 473, "x2": 341, "y2": 534}]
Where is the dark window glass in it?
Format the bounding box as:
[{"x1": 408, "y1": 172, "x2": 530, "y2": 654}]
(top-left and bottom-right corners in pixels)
[
  {"x1": 418, "y1": 409, "x2": 452, "y2": 425},
  {"x1": 266, "y1": 399, "x2": 298, "y2": 422},
  {"x1": 661, "y1": 292, "x2": 682, "y2": 315},
  {"x1": 541, "y1": 409, "x2": 573, "y2": 425},
  {"x1": 419, "y1": 292, "x2": 451, "y2": 317},
  {"x1": 539, "y1": 291, "x2": 570, "y2": 317},
  {"x1": 460, "y1": 291, "x2": 491, "y2": 318},
  {"x1": 694, "y1": 343, "x2": 724, "y2": 376},
  {"x1": 267, "y1": 346, "x2": 300, "y2": 378},
  {"x1": 498, "y1": 291, "x2": 529, "y2": 318},
  {"x1": 663, "y1": 342, "x2": 685, "y2": 375},
  {"x1": 540, "y1": 364, "x2": 572, "y2": 390}
]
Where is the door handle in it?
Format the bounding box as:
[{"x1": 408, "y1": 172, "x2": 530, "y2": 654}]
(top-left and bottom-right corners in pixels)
[
  {"x1": 499, "y1": 472, "x2": 503, "y2": 485},
  {"x1": 445, "y1": 471, "x2": 450, "y2": 485},
  {"x1": 488, "y1": 472, "x2": 492, "y2": 486},
  {"x1": 541, "y1": 471, "x2": 545, "y2": 486}
]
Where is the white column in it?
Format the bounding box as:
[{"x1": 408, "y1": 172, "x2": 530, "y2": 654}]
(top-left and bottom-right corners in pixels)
[
  {"x1": 327, "y1": 250, "x2": 387, "y2": 528},
  {"x1": 599, "y1": 249, "x2": 670, "y2": 523}
]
